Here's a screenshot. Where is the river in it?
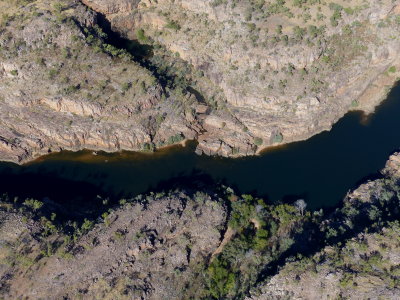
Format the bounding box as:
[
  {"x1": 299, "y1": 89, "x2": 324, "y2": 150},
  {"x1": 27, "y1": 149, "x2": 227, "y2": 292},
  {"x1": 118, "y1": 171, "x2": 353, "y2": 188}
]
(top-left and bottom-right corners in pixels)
[{"x1": 0, "y1": 84, "x2": 399, "y2": 211}]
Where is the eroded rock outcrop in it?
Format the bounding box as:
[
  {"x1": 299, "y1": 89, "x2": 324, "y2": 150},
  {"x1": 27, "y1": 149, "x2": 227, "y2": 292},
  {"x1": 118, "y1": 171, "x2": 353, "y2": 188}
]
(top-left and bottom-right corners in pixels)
[
  {"x1": 0, "y1": 0, "x2": 203, "y2": 163},
  {"x1": 0, "y1": 191, "x2": 227, "y2": 299}
]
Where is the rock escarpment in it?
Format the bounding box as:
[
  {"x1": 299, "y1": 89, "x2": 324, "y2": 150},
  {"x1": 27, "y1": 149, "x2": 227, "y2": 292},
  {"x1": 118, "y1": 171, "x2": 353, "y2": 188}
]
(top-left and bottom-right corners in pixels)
[
  {"x1": 0, "y1": 0, "x2": 399, "y2": 163},
  {"x1": 0, "y1": 0, "x2": 203, "y2": 163},
  {"x1": 83, "y1": 0, "x2": 400, "y2": 156},
  {"x1": 247, "y1": 222, "x2": 400, "y2": 300}
]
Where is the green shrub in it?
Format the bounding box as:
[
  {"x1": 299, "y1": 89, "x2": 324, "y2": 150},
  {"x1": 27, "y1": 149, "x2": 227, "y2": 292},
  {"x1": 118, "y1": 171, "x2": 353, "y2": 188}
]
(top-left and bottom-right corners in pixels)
[
  {"x1": 253, "y1": 229, "x2": 269, "y2": 250},
  {"x1": 80, "y1": 218, "x2": 94, "y2": 234},
  {"x1": 329, "y1": 4, "x2": 343, "y2": 27},
  {"x1": 344, "y1": 7, "x2": 354, "y2": 15},
  {"x1": 62, "y1": 85, "x2": 80, "y2": 95},
  {"x1": 136, "y1": 29, "x2": 148, "y2": 43},
  {"x1": 48, "y1": 68, "x2": 59, "y2": 80},
  {"x1": 272, "y1": 132, "x2": 283, "y2": 143},
  {"x1": 114, "y1": 229, "x2": 126, "y2": 240},
  {"x1": 351, "y1": 100, "x2": 359, "y2": 107},
  {"x1": 388, "y1": 66, "x2": 396, "y2": 73},
  {"x1": 53, "y1": 2, "x2": 64, "y2": 14},
  {"x1": 254, "y1": 137, "x2": 263, "y2": 146},
  {"x1": 121, "y1": 82, "x2": 132, "y2": 92},
  {"x1": 23, "y1": 199, "x2": 43, "y2": 211},
  {"x1": 165, "y1": 20, "x2": 181, "y2": 31},
  {"x1": 229, "y1": 197, "x2": 255, "y2": 229},
  {"x1": 211, "y1": 0, "x2": 226, "y2": 7},
  {"x1": 276, "y1": 24, "x2": 283, "y2": 34},
  {"x1": 142, "y1": 143, "x2": 155, "y2": 152},
  {"x1": 207, "y1": 258, "x2": 236, "y2": 298},
  {"x1": 340, "y1": 273, "x2": 354, "y2": 288},
  {"x1": 62, "y1": 47, "x2": 70, "y2": 59},
  {"x1": 167, "y1": 133, "x2": 185, "y2": 144}
]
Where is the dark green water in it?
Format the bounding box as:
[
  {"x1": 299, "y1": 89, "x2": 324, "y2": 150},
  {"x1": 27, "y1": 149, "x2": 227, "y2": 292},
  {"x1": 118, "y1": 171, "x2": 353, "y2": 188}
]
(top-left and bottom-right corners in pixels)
[{"x1": 1, "y1": 84, "x2": 399, "y2": 210}]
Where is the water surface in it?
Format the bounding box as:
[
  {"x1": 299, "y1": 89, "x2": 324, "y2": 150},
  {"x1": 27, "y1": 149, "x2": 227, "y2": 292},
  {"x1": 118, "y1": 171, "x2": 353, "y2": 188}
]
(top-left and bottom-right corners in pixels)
[{"x1": 1, "y1": 84, "x2": 399, "y2": 210}]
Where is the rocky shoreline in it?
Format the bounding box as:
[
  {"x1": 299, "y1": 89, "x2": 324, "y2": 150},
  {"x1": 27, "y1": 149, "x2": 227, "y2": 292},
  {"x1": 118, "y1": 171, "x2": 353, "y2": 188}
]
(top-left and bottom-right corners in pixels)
[{"x1": 0, "y1": 0, "x2": 399, "y2": 164}]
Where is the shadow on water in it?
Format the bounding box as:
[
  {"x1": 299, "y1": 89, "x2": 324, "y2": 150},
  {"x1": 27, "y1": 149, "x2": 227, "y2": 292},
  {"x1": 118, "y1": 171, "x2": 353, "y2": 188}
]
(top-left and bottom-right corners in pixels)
[
  {"x1": 0, "y1": 83, "x2": 400, "y2": 218},
  {"x1": 0, "y1": 170, "x2": 105, "y2": 219}
]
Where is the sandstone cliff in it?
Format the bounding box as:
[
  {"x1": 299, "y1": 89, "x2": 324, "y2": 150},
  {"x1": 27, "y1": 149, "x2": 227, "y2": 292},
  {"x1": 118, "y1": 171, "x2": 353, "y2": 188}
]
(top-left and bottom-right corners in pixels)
[
  {"x1": 82, "y1": 0, "x2": 400, "y2": 156},
  {"x1": 0, "y1": 0, "x2": 399, "y2": 163},
  {"x1": 0, "y1": 0, "x2": 203, "y2": 163}
]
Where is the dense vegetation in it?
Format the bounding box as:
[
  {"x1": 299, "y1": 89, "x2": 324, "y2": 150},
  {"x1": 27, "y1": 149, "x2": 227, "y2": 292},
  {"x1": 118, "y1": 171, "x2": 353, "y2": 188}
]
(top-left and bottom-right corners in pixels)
[{"x1": 197, "y1": 175, "x2": 400, "y2": 299}]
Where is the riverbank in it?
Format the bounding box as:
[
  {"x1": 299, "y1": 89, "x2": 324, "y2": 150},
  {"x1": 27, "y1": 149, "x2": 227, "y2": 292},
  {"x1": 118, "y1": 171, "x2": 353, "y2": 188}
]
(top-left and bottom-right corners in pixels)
[
  {"x1": 27, "y1": 139, "x2": 191, "y2": 165},
  {"x1": 1, "y1": 75, "x2": 396, "y2": 167},
  {"x1": 6, "y1": 72, "x2": 399, "y2": 166},
  {"x1": 256, "y1": 70, "x2": 400, "y2": 156},
  {"x1": 0, "y1": 82, "x2": 399, "y2": 210}
]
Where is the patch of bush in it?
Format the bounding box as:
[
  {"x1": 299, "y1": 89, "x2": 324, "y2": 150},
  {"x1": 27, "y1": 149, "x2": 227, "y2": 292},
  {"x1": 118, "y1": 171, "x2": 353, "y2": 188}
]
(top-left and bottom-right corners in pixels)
[
  {"x1": 272, "y1": 132, "x2": 283, "y2": 143},
  {"x1": 254, "y1": 137, "x2": 263, "y2": 146}
]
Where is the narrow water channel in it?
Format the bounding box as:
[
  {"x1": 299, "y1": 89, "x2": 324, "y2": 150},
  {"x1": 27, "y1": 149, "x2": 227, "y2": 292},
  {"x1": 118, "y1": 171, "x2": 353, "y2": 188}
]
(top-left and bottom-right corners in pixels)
[{"x1": 0, "y1": 84, "x2": 399, "y2": 210}]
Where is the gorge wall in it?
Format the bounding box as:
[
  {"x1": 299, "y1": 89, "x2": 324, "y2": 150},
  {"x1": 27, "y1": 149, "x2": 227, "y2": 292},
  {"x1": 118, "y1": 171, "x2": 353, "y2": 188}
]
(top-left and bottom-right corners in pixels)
[{"x1": 0, "y1": 0, "x2": 399, "y2": 163}]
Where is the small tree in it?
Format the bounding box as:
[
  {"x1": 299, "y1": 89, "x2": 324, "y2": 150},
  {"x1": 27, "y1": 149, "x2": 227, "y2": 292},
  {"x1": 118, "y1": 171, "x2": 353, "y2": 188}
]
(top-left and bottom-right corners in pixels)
[
  {"x1": 294, "y1": 199, "x2": 307, "y2": 216},
  {"x1": 276, "y1": 24, "x2": 283, "y2": 34},
  {"x1": 272, "y1": 132, "x2": 283, "y2": 144},
  {"x1": 121, "y1": 82, "x2": 131, "y2": 92},
  {"x1": 254, "y1": 137, "x2": 263, "y2": 146},
  {"x1": 23, "y1": 199, "x2": 43, "y2": 211},
  {"x1": 53, "y1": 2, "x2": 64, "y2": 14}
]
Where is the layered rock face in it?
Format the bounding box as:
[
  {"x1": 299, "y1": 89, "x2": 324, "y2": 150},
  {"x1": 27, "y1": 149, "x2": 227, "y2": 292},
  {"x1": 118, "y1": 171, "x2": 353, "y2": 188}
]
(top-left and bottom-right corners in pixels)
[
  {"x1": 0, "y1": 0, "x2": 399, "y2": 163},
  {"x1": 82, "y1": 0, "x2": 400, "y2": 156},
  {"x1": 0, "y1": 0, "x2": 203, "y2": 163}
]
